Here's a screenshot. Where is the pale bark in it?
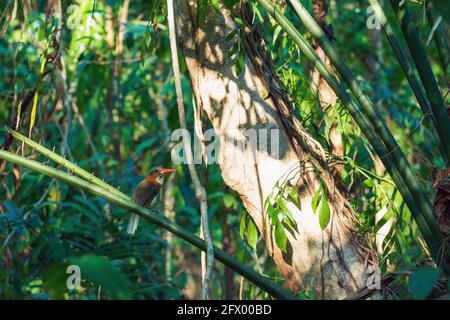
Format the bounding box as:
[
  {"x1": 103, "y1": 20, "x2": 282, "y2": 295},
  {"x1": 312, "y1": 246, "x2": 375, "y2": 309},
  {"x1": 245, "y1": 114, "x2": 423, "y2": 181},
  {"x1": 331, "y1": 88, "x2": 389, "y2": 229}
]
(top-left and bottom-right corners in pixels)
[{"x1": 175, "y1": 1, "x2": 375, "y2": 299}]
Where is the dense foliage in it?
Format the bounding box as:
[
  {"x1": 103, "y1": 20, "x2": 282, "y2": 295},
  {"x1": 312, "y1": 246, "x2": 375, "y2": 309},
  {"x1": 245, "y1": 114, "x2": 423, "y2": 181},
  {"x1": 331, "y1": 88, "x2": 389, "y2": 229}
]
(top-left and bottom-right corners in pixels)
[{"x1": 0, "y1": 0, "x2": 448, "y2": 299}]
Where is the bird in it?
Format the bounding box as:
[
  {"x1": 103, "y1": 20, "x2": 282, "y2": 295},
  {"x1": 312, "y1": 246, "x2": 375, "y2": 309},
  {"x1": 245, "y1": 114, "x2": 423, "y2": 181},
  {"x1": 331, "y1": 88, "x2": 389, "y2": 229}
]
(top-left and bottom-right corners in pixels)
[{"x1": 127, "y1": 166, "x2": 175, "y2": 235}]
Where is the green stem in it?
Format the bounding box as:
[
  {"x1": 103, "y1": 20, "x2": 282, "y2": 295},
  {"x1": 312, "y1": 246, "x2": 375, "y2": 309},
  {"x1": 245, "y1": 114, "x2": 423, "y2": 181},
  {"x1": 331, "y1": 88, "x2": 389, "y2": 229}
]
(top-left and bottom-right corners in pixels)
[
  {"x1": 6, "y1": 127, "x2": 129, "y2": 200},
  {"x1": 368, "y1": 0, "x2": 445, "y2": 160},
  {"x1": 166, "y1": 0, "x2": 214, "y2": 299},
  {"x1": 389, "y1": 0, "x2": 450, "y2": 162},
  {"x1": 0, "y1": 149, "x2": 295, "y2": 300},
  {"x1": 425, "y1": 1, "x2": 450, "y2": 87}
]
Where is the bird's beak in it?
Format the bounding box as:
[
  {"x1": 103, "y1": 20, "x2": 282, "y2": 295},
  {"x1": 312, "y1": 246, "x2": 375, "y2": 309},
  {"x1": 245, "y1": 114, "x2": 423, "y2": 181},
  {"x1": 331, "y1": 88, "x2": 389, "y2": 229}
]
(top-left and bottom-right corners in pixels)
[{"x1": 161, "y1": 168, "x2": 175, "y2": 175}]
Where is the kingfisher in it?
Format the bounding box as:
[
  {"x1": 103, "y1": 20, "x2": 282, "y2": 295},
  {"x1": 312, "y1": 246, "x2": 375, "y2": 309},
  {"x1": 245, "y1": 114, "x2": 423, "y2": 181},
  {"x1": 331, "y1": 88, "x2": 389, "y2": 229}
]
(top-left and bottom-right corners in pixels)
[{"x1": 127, "y1": 166, "x2": 175, "y2": 235}]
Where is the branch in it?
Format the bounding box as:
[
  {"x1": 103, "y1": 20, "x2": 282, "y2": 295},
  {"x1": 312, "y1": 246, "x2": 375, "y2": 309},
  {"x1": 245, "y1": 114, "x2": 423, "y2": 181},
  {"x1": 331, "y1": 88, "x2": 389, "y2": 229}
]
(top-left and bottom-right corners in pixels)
[
  {"x1": 0, "y1": 148, "x2": 295, "y2": 300},
  {"x1": 166, "y1": 0, "x2": 214, "y2": 299},
  {"x1": 6, "y1": 127, "x2": 128, "y2": 200}
]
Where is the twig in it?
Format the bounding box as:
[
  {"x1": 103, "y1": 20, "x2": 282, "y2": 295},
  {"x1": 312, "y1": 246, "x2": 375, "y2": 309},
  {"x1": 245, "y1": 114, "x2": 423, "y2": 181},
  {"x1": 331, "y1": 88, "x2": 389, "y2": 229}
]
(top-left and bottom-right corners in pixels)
[
  {"x1": 0, "y1": 149, "x2": 294, "y2": 300},
  {"x1": 166, "y1": 0, "x2": 214, "y2": 300}
]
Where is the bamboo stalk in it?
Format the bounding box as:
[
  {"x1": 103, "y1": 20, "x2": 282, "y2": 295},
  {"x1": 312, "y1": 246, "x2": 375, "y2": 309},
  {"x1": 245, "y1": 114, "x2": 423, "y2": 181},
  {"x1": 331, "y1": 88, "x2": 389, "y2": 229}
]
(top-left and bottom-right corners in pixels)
[
  {"x1": 285, "y1": 0, "x2": 441, "y2": 238},
  {"x1": 6, "y1": 127, "x2": 129, "y2": 200},
  {"x1": 0, "y1": 149, "x2": 294, "y2": 300},
  {"x1": 368, "y1": 0, "x2": 445, "y2": 159},
  {"x1": 290, "y1": 0, "x2": 445, "y2": 236},
  {"x1": 256, "y1": 0, "x2": 443, "y2": 261},
  {"x1": 389, "y1": 0, "x2": 450, "y2": 161},
  {"x1": 425, "y1": 1, "x2": 450, "y2": 86}
]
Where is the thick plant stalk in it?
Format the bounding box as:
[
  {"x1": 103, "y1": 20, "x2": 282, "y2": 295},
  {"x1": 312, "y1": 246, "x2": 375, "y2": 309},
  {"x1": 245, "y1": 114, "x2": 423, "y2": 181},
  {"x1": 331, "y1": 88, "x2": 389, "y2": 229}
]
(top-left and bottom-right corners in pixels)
[
  {"x1": 0, "y1": 149, "x2": 294, "y2": 300},
  {"x1": 166, "y1": 0, "x2": 214, "y2": 299},
  {"x1": 425, "y1": 1, "x2": 450, "y2": 86},
  {"x1": 285, "y1": 0, "x2": 443, "y2": 240},
  {"x1": 285, "y1": 0, "x2": 440, "y2": 237},
  {"x1": 6, "y1": 128, "x2": 129, "y2": 200},
  {"x1": 256, "y1": 0, "x2": 442, "y2": 261},
  {"x1": 389, "y1": 0, "x2": 450, "y2": 161},
  {"x1": 368, "y1": 0, "x2": 444, "y2": 159}
]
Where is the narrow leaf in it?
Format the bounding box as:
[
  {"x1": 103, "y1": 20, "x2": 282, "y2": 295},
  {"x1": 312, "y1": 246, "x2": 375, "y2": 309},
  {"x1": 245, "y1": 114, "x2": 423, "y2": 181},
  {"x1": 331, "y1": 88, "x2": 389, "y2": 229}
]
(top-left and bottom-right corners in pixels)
[
  {"x1": 319, "y1": 193, "x2": 330, "y2": 230},
  {"x1": 311, "y1": 188, "x2": 321, "y2": 213},
  {"x1": 409, "y1": 267, "x2": 442, "y2": 300},
  {"x1": 274, "y1": 220, "x2": 287, "y2": 252},
  {"x1": 247, "y1": 217, "x2": 258, "y2": 250}
]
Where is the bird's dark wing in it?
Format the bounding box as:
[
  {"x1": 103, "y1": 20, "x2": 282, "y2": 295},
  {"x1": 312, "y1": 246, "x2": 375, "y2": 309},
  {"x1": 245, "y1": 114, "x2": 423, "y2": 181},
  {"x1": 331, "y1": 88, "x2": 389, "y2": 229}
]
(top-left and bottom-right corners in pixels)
[{"x1": 131, "y1": 182, "x2": 161, "y2": 208}]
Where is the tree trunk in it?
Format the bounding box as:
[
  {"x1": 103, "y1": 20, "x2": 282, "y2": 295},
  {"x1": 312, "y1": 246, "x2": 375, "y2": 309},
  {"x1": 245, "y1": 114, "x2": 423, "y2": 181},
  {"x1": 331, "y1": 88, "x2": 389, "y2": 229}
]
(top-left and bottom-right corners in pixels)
[{"x1": 175, "y1": 1, "x2": 375, "y2": 299}]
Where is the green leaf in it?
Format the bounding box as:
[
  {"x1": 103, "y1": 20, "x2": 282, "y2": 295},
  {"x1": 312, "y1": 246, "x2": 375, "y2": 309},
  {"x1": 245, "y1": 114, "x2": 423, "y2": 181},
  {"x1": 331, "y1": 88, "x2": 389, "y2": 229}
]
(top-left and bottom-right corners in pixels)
[
  {"x1": 42, "y1": 263, "x2": 69, "y2": 299},
  {"x1": 70, "y1": 254, "x2": 131, "y2": 299},
  {"x1": 223, "y1": 0, "x2": 240, "y2": 10},
  {"x1": 273, "y1": 25, "x2": 282, "y2": 46},
  {"x1": 233, "y1": 18, "x2": 244, "y2": 27},
  {"x1": 408, "y1": 267, "x2": 442, "y2": 300},
  {"x1": 287, "y1": 185, "x2": 301, "y2": 211},
  {"x1": 319, "y1": 193, "x2": 330, "y2": 230},
  {"x1": 227, "y1": 41, "x2": 239, "y2": 59},
  {"x1": 144, "y1": 27, "x2": 151, "y2": 47},
  {"x1": 224, "y1": 29, "x2": 238, "y2": 43},
  {"x1": 140, "y1": 44, "x2": 146, "y2": 66},
  {"x1": 28, "y1": 90, "x2": 39, "y2": 137},
  {"x1": 198, "y1": 0, "x2": 208, "y2": 26},
  {"x1": 318, "y1": 175, "x2": 328, "y2": 192},
  {"x1": 135, "y1": 137, "x2": 158, "y2": 155},
  {"x1": 276, "y1": 198, "x2": 296, "y2": 231},
  {"x1": 239, "y1": 211, "x2": 247, "y2": 239},
  {"x1": 208, "y1": 191, "x2": 226, "y2": 200},
  {"x1": 267, "y1": 204, "x2": 278, "y2": 221},
  {"x1": 210, "y1": 0, "x2": 220, "y2": 10},
  {"x1": 425, "y1": 15, "x2": 442, "y2": 47},
  {"x1": 432, "y1": 0, "x2": 450, "y2": 24},
  {"x1": 274, "y1": 220, "x2": 287, "y2": 252},
  {"x1": 363, "y1": 178, "x2": 374, "y2": 188},
  {"x1": 234, "y1": 49, "x2": 245, "y2": 76},
  {"x1": 223, "y1": 194, "x2": 236, "y2": 208},
  {"x1": 311, "y1": 188, "x2": 321, "y2": 213},
  {"x1": 247, "y1": 217, "x2": 258, "y2": 250}
]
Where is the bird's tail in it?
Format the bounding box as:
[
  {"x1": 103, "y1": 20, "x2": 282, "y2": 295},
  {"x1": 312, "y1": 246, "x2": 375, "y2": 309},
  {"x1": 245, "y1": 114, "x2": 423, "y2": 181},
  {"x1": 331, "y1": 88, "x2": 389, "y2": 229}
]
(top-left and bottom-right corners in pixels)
[{"x1": 127, "y1": 213, "x2": 140, "y2": 235}]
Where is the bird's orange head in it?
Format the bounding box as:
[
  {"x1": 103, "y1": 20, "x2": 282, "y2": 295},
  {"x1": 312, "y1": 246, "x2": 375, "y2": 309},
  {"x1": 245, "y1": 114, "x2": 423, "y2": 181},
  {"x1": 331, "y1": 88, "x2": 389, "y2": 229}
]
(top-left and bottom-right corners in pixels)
[{"x1": 145, "y1": 166, "x2": 175, "y2": 185}]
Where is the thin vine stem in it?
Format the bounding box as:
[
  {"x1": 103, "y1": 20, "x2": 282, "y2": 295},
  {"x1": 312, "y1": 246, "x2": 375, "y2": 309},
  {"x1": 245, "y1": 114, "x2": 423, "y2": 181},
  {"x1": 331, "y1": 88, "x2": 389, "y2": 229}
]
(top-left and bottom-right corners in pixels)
[{"x1": 166, "y1": 0, "x2": 214, "y2": 300}]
